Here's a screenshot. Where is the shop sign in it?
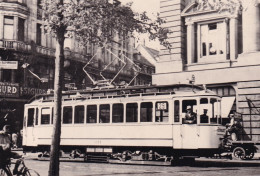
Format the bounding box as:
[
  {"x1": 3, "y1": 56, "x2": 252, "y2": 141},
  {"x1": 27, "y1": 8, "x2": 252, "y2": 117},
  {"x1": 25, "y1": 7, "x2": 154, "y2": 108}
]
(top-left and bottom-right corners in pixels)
[
  {"x1": 0, "y1": 82, "x2": 19, "y2": 97},
  {"x1": 20, "y1": 87, "x2": 47, "y2": 96},
  {"x1": 0, "y1": 61, "x2": 18, "y2": 69}
]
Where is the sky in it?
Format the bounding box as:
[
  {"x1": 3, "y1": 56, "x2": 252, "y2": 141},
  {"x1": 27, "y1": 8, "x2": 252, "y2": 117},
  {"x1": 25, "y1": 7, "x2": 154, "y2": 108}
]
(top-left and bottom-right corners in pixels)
[{"x1": 119, "y1": 0, "x2": 161, "y2": 50}]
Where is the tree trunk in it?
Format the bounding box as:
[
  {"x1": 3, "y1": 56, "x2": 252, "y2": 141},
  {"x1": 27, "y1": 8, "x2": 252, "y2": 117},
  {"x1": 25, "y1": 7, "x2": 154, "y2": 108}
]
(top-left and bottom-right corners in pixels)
[{"x1": 48, "y1": 27, "x2": 65, "y2": 176}]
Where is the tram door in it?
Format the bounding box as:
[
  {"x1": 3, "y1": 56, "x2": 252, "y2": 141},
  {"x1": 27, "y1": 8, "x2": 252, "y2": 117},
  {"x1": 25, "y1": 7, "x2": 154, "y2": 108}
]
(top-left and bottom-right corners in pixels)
[
  {"x1": 23, "y1": 107, "x2": 37, "y2": 146},
  {"x1": 180, "y1": 99, "x2": 198, "y2": 149}
]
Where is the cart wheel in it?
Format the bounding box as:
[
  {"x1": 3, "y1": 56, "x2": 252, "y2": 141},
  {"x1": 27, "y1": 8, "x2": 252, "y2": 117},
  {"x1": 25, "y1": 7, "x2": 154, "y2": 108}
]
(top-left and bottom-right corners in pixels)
[
  {"x1": 232, "y1": 147, "x2": 246, "y2": 160},
  {"x1": 245, "y1": 150, "x2": 255, "y2": 160}
]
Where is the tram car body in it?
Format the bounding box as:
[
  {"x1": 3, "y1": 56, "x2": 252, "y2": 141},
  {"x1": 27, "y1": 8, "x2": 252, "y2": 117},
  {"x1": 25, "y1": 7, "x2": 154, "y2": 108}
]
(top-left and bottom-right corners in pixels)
[{"x1": 22, "y1": 84, "x2": 226, "y2": 159}]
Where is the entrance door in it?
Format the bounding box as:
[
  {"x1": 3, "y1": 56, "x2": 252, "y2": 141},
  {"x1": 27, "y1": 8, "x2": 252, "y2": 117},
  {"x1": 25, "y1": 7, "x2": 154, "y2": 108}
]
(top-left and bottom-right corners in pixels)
[
  {"x1": 23, "y1": 107, "x2": 36, "y2": 146},
  {"x1": 181, "y1": 124, "x2": 198, "y2": 149}
]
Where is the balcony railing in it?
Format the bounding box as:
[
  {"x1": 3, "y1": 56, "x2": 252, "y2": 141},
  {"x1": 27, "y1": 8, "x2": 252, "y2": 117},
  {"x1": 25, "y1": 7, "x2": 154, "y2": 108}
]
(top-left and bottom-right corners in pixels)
[{"x1": 0, "y1": 39, "x2": 30, "y2": 52}]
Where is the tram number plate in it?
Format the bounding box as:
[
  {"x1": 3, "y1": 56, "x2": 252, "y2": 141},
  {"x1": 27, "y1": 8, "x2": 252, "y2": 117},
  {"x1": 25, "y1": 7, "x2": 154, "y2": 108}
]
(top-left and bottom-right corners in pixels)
[{"x1": 156, "y1": 102, "x2": 168, "y2": 110}]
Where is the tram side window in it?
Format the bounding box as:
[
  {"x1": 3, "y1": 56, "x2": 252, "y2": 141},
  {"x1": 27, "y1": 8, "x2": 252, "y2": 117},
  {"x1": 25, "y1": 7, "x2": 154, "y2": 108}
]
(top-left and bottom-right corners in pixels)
[
  {"x1": 155, "y1": 101, "x2": 169, "y2": 122},
  {"x1": 140, "y1": 102, "x2": 153, "y2": 122},
  {"x1": 41, "y1": 107, "x2": 51, "y2": 125},
  {"x1": 87, "y1": 105, "x2": 97, "y2": 123},
  {"x1": 112, "y1": 104, "x2": 124, "y2": 123},
  {"x1": 99, "y1": 104, "x2": 110, "y2": 123},
  {"x1": 174, "y1": 100, "x2": 180, "y2": 122},
  {"x1": 126, "y1": 103, "x2": 138, "y2": 122},
  {"x1": 63, "y1": 106, "x2": 73, "y2": 124},
  {"x1": 74, "y1": 105, "x2": 84, "y2": 124},
  {"x1": 35, "y1": 108, "x2": 39, "y2": 125},
  {"x1": 27, "y1": 108, "x2": 34, "y2": 127},
  {"x1": 182, "y1": 100, "x2": 197, "y2": 124},
  {"x1": 51, "y1": 107, "x2": 53, "y2": 124}
]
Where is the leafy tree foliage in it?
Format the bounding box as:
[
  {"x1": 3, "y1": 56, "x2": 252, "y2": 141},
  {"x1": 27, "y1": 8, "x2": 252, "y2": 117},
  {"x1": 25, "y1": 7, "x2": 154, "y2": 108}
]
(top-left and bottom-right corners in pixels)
[
  {"x1": 42, "y1": 0, "x2": 171, "y2": 47},
  {"x1": 41, "y1": 1, "x2": 171, "y2": 176}
]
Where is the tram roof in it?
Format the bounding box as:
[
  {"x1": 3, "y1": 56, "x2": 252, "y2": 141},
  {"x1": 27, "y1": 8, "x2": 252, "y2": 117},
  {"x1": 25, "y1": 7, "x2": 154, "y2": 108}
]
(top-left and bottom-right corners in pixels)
[{"x1": 27, "y1": 84, "x2": 219, "y2": 104}]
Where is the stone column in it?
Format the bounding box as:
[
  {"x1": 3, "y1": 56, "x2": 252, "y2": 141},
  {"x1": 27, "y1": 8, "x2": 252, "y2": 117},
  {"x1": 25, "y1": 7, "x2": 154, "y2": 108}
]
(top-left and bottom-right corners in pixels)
[
  {"x1": 13, "y1": 16, "x2": 18, "y2": 40},
  {"x1": 187, "y1": 22, "x2": 195, "y2": 64},
  {"x1": 229, "y1": 17, "x2": 238, "y2": 60},
  {"x1": 242, "y1": 3, "x2": 260, "y2": 53},
  {"x1": 0, "y1": 56, "x2": 3, "y2": 81},
  {"x1": 11, "y1": 70, "x2": 16, "y2": 83},
  {"x1": 0, "y1": 15, "x2": 4, "y2": 40}
]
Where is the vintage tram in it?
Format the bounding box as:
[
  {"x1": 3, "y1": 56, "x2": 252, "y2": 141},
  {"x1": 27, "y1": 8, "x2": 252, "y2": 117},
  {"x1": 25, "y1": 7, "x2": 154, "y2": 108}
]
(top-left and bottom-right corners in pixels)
[{"x1": 22, "y1": 84, "x2": 227, "y2": 163}]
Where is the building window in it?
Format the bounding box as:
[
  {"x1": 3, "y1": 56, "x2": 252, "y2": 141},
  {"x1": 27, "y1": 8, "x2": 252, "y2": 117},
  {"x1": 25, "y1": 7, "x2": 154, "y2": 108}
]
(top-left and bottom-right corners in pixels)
[
  {"x1": 4, "y1": 16, "x2": 14, "y2": 40},
  {"x1": 198, "y1": 20, "x2": 229, "y2": 62},
  {"x1": 36, "y1": 23, "x2": 42, "y2": 45},
  {"x1": 18, "y1": 18, "x2": 25, "y2": 41}
]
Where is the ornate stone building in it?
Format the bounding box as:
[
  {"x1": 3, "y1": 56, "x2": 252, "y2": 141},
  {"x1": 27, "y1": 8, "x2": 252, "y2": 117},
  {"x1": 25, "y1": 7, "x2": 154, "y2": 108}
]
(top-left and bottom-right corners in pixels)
[
  {"x1": 0, "y1": 0, "x2": 135, "y2": 131},
  {"x1": 154, "y1": 0, "x2": 260, "y2": 140}
]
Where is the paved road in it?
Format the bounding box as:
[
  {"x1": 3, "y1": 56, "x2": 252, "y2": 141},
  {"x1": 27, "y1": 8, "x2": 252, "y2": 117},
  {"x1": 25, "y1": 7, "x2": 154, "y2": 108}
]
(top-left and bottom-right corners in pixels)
[{"x1": 20, "y1": 159, "x2": 260, "y2": 176}]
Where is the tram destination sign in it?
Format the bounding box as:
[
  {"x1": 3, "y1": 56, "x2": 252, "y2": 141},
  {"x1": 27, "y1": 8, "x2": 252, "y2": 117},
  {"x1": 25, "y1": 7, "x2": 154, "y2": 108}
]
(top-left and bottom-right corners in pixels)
[{"x1": 0, "y1": 61, "x2": 18, "y2": 69}]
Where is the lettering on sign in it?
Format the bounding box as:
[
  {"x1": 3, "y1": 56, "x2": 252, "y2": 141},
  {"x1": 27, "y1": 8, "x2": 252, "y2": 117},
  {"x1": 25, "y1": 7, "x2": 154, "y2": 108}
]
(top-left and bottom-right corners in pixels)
[
  {"x1": 20, "y1": 87, "x2": 47, "y2": 96},
  {"x1": 156, "y1": 102, "x2": 168, "y2": 110},
  {"x1": 0, "y1": 82, "x2": 19, "y2": 97},
  {"x1": 0, "y1": 61, "x2": 18, "y2": 69}
]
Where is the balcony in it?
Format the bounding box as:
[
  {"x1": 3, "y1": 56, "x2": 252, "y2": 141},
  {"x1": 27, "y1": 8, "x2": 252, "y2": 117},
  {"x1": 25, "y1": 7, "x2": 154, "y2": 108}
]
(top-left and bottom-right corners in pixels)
[
  {"x1": 0, "y1": 0, "x2": 27, "y2": 4},
  {"x1": 0, "y1": 0, "x2": 29, "y2": 15},
  {"x1": 0, "y1": 39, "x2": 30, "y2": 52}
]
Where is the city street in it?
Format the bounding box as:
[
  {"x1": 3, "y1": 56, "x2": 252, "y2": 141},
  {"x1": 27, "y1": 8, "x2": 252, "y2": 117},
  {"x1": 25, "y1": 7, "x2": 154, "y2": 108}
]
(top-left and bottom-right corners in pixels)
[{"x1": 20, "y1": 158, "x2": 260, "y2": 176}]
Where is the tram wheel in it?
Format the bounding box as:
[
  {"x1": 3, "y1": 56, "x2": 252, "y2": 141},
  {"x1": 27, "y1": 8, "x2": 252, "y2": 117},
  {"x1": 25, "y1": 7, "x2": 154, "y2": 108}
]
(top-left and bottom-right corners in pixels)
[{"x1": 232, "y1": 147, "x2": 246, "y2": 160}]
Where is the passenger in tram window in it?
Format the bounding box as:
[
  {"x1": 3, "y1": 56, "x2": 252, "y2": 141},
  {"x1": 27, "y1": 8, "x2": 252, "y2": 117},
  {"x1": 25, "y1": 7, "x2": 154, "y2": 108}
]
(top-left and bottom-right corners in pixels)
[
  {"x1": 184, "y1": 106, "x2": 197, "y2": 124},
  {"x1": 200, "y1": 109, "x2": 209, "y2": 123}
]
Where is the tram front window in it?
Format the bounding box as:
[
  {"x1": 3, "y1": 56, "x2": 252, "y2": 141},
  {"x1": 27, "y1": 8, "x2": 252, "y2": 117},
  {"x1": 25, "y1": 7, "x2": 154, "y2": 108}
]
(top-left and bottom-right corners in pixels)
[
  {"x1": 200, "y1": 98, "x2": 209, "y2": 123},
  {"x1": 41, "y1": 107, "x2": 51, "y2": 125},
  {"x1": 210, "y1": 98, "x2": 221, "y2": 124},
  {"x1": 182, "y1": 100, "x2": 197, "y2": 124},
  {"x1": 198, "y1": 98, "x2": 221, "y2": 124}
]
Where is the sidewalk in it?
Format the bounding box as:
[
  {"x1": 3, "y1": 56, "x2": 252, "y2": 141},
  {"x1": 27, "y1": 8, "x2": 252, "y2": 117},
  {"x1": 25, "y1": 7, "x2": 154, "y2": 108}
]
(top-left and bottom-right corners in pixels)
[{"x1": 196, "y1": 153, "x2": 260, "y2": 167}]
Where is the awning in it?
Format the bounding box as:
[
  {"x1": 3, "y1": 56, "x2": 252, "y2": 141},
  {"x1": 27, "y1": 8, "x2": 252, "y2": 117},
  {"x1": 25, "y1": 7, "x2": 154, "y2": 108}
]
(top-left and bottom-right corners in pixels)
[{"x1": 221, "y1": 97, "x2": 235, "y2": 118}]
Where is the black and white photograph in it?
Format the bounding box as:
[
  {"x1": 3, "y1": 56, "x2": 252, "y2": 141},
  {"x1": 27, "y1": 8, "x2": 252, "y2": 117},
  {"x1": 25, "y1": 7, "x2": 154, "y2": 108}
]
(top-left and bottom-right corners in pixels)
[{"x1": 0, "y1": 0, "x2": 260, "y2": 175}]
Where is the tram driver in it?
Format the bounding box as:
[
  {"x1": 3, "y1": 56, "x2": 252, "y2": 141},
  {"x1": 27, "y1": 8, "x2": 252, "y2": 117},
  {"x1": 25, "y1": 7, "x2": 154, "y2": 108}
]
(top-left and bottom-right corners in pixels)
[
  {"x1": 200, "y1": 109, "x2": 209, "y2": 123},
  {"x1": 184, "y1": 106, "x2": 197, "y2": 124}
]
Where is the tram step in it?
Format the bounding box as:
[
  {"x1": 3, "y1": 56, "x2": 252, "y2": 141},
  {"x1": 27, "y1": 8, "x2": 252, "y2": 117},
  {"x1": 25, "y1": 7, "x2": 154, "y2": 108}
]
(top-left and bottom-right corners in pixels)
[{"x1": 85, "y1": 155, "x2": 109, "y2": 163}]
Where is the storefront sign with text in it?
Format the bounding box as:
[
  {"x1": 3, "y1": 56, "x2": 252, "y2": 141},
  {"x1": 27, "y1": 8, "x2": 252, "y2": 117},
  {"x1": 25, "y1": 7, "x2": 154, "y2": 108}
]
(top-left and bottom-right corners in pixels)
[{"x1": 0, "y1": 82, "x2": 19, "y2": 97}]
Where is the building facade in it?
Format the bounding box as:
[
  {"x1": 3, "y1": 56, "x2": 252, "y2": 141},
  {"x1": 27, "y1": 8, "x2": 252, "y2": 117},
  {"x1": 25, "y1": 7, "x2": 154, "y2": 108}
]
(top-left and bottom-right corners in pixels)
[
  {"x1": 154, "y1": 0, "x2": 260, "y2": 140},
  {"x1": 134, "y1": 44, "x2": 157, "y2": 85},
  {"x1": 0, "y1": 0, "x2": 135, "y2": 131}
]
